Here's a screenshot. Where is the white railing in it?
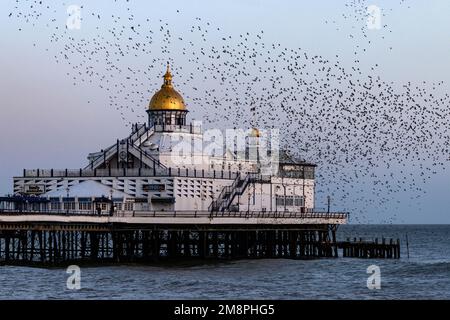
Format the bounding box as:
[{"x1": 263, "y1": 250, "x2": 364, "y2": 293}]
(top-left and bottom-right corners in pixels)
[
  {"x1": 128, "y1": 123, "x2": 148, "y2": 144},
  {"x1": 153, "y1": 124, "x2": 202, "y2": 134},
  {"x1": 128, "y1": 144, "x2": 168, "y2": 170},
  {"x1": 21, "y1": 168, "x2": 240, "y2": 179},
  {"x1": 0, "y1": 209, "x2": 349, "y2": 220},
  {"x1": 84, "y1": 144, "x2": 117, "y2": 170}
]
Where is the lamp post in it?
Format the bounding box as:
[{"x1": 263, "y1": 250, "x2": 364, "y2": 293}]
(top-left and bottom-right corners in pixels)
[
  {"x1": 110, "y1": 189, "x2": 114, "y2": 216},
  {"x1": 293, "y1": 182, "x2": 297, "y2": 213},
  {"x1": 302, "y1": 166, "x2": 305, "y2": 213},
  {"x1": 281, "y1": 177, "x2": 287, "y2": 212},
  {"x1": 247, "y1": 190, "x2": 251, "y2": 213},
  {"x1": 275, "y1": 185, "x2": 280, "y2": 212},
  {"x1": 66, "y1": 187, "x2": 70, "y2": 214}
]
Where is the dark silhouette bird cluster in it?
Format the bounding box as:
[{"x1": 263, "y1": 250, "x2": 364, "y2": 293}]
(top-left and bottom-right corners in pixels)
[{"x1": 7, "y1": 0, "x2": 449, "y2": 223}]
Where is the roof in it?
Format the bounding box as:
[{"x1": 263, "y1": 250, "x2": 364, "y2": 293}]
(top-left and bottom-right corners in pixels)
[
  {"x1": 0, "y1": 196, "x2": 49, "y2": 203},
  {"x1": 44, "y1": 180, "x2": 131, "y2": 198},
  {"x1": 279, "y1": 150, "x2": 316, "y2": 167}
]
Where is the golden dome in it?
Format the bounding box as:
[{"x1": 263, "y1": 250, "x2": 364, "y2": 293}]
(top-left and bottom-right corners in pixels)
[
  {"x1": 250, "y1": 127, "x2": 261, "y2": 138},
  {"x1": 148, "y1": 64, "x2": 187, "y2": 111}
]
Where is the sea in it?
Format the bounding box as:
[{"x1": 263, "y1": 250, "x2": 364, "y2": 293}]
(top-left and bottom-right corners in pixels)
[{"x1": 0, "y1": 225, "x2": 449, "y2": 300}]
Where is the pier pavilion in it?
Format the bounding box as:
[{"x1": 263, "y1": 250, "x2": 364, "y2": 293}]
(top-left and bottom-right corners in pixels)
[
  {"x1": 13, "y1": 65, "x2": 318, "y2": 214},
  {"x1": 4, "y1": 64, "x2": 401, "y2": 265}
]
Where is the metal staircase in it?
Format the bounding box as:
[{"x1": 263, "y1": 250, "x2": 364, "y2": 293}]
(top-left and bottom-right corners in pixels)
[
  {"x1": 129, "y1": 123, "x2": 151, "y2": 146},
  {"x1": 84, "y1": 144, "x2": 117, "y2": 170},
  {"x1": 128, "y1": 144, "x2": 168, "y2": 171},
  {"x1": 83, "y1": 123, "x2": 168, "y2": 172},
  {"x1": 208, "y1": 173, "x2": 241, "y2": 212},
  {"x1": 84, "y1": 124, "x2": 147, "y2": 170},
  {"x1": 209, "y1": 173, "x2": 270, "y2": 212}
]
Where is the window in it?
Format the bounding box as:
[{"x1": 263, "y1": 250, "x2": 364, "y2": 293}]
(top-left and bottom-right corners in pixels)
[
  {"x1": 51, "y1": 202, "x2": 61, "y2": 210},
  {"x1": 175, "y1": 115, "x2": 184, "y2": 125},
  {"x1": 276, "y1": 196, "x2": 284, "y2": 206},
  {"x1": 124, "y1": 202, "x2": 134, "y2": 211},
  {"x1": 276, "y1": 195, "x2": 298, "y2": 207},
  {"x1": 294, "y1": 196, "x2": 305, "y2": 207},
  {"x1": 285, "y1": 196, "x2": 294, "y2": 207},
  {"x1": 63, "y1": 202, "x2": 75, "y2": 211},
  {"x1": 79, "y1": 202, "x2": 92, "y2": 211},
  {"x1": 164, "y1": 113, "x2": 173, "y2": 125}
]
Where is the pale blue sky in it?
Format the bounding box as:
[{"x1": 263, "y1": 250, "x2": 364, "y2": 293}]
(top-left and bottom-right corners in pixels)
[{"x1": 0, "y1": 0, "x2": 449, "y2": 223}]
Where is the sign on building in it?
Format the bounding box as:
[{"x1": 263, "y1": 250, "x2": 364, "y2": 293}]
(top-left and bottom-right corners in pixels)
[
  {"x1": 24, "y1": 184, "x2": 46, "y2": 195},
  {"x1": 143, "y1": 184, "x2": 165, "y2": 192}
]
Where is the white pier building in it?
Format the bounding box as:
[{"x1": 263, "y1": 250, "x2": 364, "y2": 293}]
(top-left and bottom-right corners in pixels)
[{"x1": 13, "y1": 65, "x2": 318, "y2": 216}]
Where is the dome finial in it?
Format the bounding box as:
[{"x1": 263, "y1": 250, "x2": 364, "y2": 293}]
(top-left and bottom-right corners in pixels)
[
  {"x1": 163, "y1": 62, "x2": 172, "y2": 87},
  {"x1": 148, "y1": 63, "x2": 186, "y2": 111},
  {"x1": 250, "y1": 127, "x2": 261, "y2": 138}
]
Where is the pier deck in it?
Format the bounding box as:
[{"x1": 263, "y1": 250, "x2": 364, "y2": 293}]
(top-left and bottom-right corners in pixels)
[
  {"x1": 0, "y1": 210, "x2": 348, "y2": 230},
  {"x1": 0, "y1": 210, "x2": 399, "y2": 264}
]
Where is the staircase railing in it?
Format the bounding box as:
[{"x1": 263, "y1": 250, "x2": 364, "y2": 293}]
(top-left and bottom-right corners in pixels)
[
  {"x1": 128, "y1": 124, "x2": 169, "y2": 170},
  {"x1": 211, "y1": 173, "x2": 271, "y2": 212},
  {"x1": 83, "y1": 123, "x2": 155, "y2": 171},
  {"x1": 129, "y1": 123, "x2": 150, "y2": 146},
  {"x1": 83, "y1": 144, "x2": 117, "y2": 170},
  {"x1": 208, "y1": 173, "x2": 241, "y2": 212},
  {"x1": 217, "y1": 174, "x2": 251, "y2": 212},
  {"x1": 128, "y1": 144, "x2": 168, "y2": 171}
]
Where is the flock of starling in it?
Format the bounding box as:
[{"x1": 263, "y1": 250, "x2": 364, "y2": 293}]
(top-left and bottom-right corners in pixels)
[{"x1": 8, "y1": 0, "x2": 449, "y2": 223}]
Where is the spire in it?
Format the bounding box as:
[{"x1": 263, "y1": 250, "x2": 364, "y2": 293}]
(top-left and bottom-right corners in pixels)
[{"x1": 163, "y1": 62, "x2": 172, "y2": 87}]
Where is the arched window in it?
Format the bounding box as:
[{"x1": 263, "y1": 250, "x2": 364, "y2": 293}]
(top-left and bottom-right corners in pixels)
[{"x1": 165, "y1": 113, "x2": 172, "y2": 125}]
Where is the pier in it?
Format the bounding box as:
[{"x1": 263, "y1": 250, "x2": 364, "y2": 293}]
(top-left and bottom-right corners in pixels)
[
  {"x1": 0, "y1": 210, "x2": 399, "y2": 265},
  {"x1": 339, "y1": 238, "x2": 401, "y2": 259},
  {"x1": 0, "y1": 65, "x2": 402, "y2": 267}
]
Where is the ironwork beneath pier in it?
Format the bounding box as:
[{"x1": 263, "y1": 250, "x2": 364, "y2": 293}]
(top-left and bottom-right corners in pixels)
[
  {"x1": 0, "y1": 210, "x2": 399, "y2": 265},
  {"x1": 0, "y1": 224, "x2": 340, "y2": 265}
]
